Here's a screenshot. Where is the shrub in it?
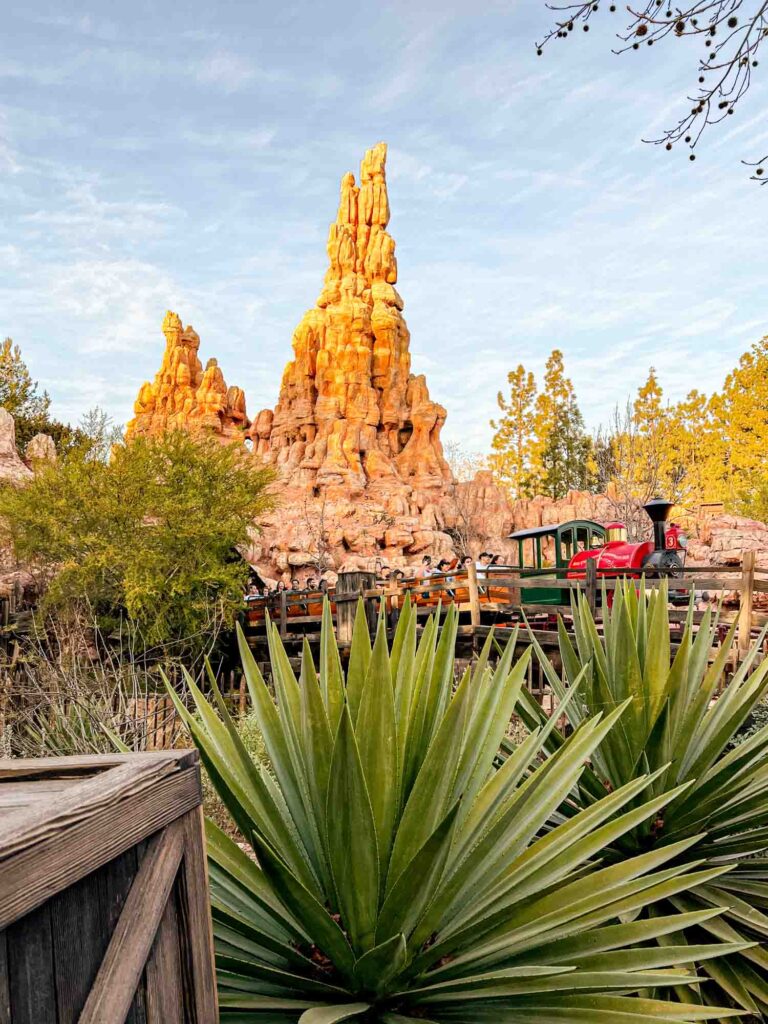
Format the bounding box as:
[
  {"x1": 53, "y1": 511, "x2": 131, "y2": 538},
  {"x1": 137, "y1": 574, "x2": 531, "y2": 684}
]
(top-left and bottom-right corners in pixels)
[
  {"x1": 169, "y1": 599, "x2": 742, "y2": 1023},
  {"x1": 0, "y1": 429, "x2": 275, "y2": 654}
]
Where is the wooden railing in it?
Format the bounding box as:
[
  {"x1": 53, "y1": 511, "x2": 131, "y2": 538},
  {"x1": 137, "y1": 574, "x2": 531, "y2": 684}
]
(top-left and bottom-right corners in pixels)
[
  {"x1": 0, "y1": 751, "x2": 217, "y2": 1023},
  {"x1": 243, "y1": 553, "x2": 767, "y2": 658}
]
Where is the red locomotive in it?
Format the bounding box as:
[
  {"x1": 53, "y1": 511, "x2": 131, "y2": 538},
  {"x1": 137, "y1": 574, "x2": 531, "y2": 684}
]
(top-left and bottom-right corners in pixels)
[
  {"x1": 568, "y1": 498, "x2": 688, "y2": 581},
  {"x1": 509, "y1": 499, "x2": 688, "y2": 607}
]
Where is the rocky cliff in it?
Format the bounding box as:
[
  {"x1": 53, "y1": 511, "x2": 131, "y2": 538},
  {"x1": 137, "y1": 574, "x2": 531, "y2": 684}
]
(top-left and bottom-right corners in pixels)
[
  {"x1": 248, "y1": 142, "x2": 451, "y2": 499},
  {"x1": 0, "y1": 409, "x2": 33, "y2": 486},
  {"x1": 244, "y1": 143, "x2": 457, "y2": 572},
  {"x1": 125, "y1": 143, "x2": 768, "y2": 580},
  {"x1": 126, "y1": 311, "x2": 247, "y2": 442}
]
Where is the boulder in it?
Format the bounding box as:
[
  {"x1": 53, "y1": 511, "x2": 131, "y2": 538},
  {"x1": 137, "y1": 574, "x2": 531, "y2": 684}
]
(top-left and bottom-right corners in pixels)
[{"x1": 0, "y1": 409, "x2": 32, "y2": 485}]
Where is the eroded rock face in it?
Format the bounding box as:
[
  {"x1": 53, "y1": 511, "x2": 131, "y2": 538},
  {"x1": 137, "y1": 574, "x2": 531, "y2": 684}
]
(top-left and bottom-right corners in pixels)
[
  {"x1": 123, "y1": 144, "x2": 768, "y2": 580},
  {"x1": 126, "y1": 311, "x2": 248, "y2": 442},
  {"x1": 248, "y1": 143, "x2": 451, "y2": 500},
  {"x1": 244, "y1": 143, "x2": 460, "y2": 575},
  {"x1": 0, "y1": 409, "x2": 33, "y2": 485},
  {"x1": 24, "y1": 433, "x2": 57, "y2": 466}
]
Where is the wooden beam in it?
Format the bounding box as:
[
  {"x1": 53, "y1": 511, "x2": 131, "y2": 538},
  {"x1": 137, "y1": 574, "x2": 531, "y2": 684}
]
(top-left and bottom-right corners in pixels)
[
  {"x1": 467, "y1": 563, "x2": 481, "y2": 629},
  {"x1": 738, "y1": 549, "x2": 756, "y2": 659},
  {"x1": 78, "y1": 821, "x2": 185, "y2": 1024},
  {"x1": 176, "y1": 806, "x2": 219, "y2": 1022},
  {"x1": 0, "y1": 750, "x2": 198, "y2": 781},
  {"x1": 0, "y1": 760, "x2": 200, "y2": 928}
]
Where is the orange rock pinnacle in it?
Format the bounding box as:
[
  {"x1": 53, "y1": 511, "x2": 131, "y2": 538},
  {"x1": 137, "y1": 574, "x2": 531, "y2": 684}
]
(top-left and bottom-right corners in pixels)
[
  {"x1": 249, "y1": 142, "x2": 451, "y2": 498},
  {"x1": 126, "y1": 311, "x2": 247, "y2": 442}
]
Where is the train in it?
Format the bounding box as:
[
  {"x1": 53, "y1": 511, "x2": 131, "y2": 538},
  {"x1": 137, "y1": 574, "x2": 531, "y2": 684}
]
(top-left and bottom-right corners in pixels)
[
  {"x1": 509, "y1": 498, "x2": 688, "y2": 605},
  {"x1": 567, "y1": 498, "x2": 688, "y2": 579}
]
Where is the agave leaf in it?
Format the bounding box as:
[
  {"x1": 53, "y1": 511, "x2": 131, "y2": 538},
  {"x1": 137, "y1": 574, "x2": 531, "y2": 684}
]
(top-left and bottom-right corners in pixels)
[
  {"x1": 400, "y1": 613, "x2": 439, "y2": 795},
  {"x1": 356, "y1": 618, "x2": 399, "y2": 878},
  {"x1": 380, "y1": 1015, "x2": 440, "y2": 1024},
  {"x1": 389, "y1": 592, "x2": 413, "y2": 687},
  {"x1": 164, "y1": 670, "x2": 316, "y2": 889},
  {"x1": 388, "y1": 664, "x2": 473, "y2": 886},
  {"x1": 250, "y1": 831, "x2": 356, "y2": 981},
  {"x1": 299, "y1": 638, "x2": 335, "y2": 877},
  {"x1": 298, "y1": 1004, "x2": 371, "y2": 1023},
  {"x1": 215, "y1": 955, "x2": 351, "y2": 997},
  {"x1": 352, "y1": 933, "x2": 407, "y2": 995},
  {"x1": 237, "y1": 626, "x2": 326, "y2": 887},
  {"x1": 347, "y1": 599, "x2": 372, "y2": 724},
  {"x1": 326, "y1": 705, "x2": 380, "y2": 953},
  {"x1": 378, "y1": 800, "x2": 460, "y2": 948},
  {"x1": 452, "y1": 642, "x2": 529, "y2": 814},
  {"x1": 320, "y1": 597, "x2": 345, "y2": 733}
]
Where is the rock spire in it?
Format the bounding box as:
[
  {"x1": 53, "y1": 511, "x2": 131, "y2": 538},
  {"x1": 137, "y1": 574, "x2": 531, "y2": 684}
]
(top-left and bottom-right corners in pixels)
[
  {"x1": 126, "y1": 311, "x2": 247, "y2": 442},
  {"x1": 248, "y1": 142, "x2": 451, "y2": 499}
]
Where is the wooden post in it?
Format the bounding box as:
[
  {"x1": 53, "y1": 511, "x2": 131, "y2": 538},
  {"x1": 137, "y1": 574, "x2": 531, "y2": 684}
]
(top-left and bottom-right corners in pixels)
[
  {"x1": 585, "y1": 557, "x2": 598, "y2": 619},
  {"x1": 467, "y1": 562, "x2": 481, "y2": 629},
  {"x1": 738, "y1": 549, "x2": 756, "y2": 660},
  {"x1": 238, "y1": 673, "x2": 247, "y2": 718},
  {"x1": 279, "y1": 591, "x2": 288, "y2": 638},
  {"x1": 335, "y1": 571, "x2": 377, "y2": 644}
]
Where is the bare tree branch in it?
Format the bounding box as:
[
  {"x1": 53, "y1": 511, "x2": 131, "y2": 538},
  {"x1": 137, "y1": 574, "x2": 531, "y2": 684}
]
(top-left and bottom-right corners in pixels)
[{"x1": 537, "y1": 0, "x2": 768, "y2": 180}]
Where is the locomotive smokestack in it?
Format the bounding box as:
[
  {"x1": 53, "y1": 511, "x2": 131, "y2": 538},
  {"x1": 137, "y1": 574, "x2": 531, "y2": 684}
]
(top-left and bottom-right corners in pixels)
[{"x1": 643, "y1": 498, "x2": 674, "y2": 551}]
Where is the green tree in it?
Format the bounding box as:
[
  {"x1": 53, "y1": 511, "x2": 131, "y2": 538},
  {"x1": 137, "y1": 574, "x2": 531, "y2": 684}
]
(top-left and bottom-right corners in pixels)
[
  {"x1": 0, "y1": 431, "x2": 275, "y2": 652},
  {"x1": 0, "y1": 337, "x2": 50, "y2": 420},
  {"x1": 0, "y1": 337, "x2": 88, "y2": 454},
  {"x1": 489, "y1": 364, "x2": 537, "y2": 498},
  {"x1": 533, "y1": 350, "x2": 593, "y2": 499},
  {"x1": 76, "y1": 406, "x2": 124, "y2": 462},
  {"x1": 711, "y1": 336, "x2": 768, "y2": 506}
]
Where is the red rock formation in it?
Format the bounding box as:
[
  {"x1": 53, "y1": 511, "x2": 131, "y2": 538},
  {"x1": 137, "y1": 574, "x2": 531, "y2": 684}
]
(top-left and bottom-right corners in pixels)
[
  {"x1": 0, "y1": 409, "x2": 33, "y2": 485},
  {"x1": 249, "y1": 142, "x2": 450, "y2": 500},
  {"x1": 246, "y1": 143, "x2": 457, "y2": 575},
  {"x1": 126, "y1": 311, "x2": 247, "y2": 442}
]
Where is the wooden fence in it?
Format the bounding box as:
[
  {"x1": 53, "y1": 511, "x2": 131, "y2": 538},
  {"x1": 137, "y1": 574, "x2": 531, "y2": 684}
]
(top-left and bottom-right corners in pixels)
[
  {"x1": 0, "y1": 751, "x2": 217, "y2": 1024},
  {"x1": 245, "y1": 554, "x2": 767, "y2": 655}
]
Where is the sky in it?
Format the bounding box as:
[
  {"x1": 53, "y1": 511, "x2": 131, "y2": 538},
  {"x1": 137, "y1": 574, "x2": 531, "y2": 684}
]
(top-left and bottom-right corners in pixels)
[{"x1": 3, "y1": 0, "x2": 768, "y2": 454}]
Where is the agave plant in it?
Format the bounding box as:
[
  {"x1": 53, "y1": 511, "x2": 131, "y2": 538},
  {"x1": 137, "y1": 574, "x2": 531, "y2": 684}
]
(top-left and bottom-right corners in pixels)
[
  {"x1": 169, "y1": 598, "x2": 745, "y2": 1023},
  {"x1": 518, "y1": 579, "x2": 768, "y2": 1018}
]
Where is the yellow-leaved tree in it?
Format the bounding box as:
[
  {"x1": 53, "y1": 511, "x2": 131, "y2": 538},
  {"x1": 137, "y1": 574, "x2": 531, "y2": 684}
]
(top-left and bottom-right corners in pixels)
[
  {"x1": 490, "y1": 351, "x2": 593, "y2": 501},
  {"x1": 711, "y1": 337, "x2": 768, "y2": 518},
  {"x1": 489, "y1": 365, "x2": 538, "y2": 498}
]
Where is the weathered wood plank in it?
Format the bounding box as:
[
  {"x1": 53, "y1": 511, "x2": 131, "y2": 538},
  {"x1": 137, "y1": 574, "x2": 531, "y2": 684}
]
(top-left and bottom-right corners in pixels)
[
  {"x1": 79, "y1": 822, "x2": 185, "y2": 1024},
  {"x1": 0, "y1": 930, "x2": 10, "y2": 1024},
  {"x1": 51, "y1": 867, "x2": 106, "y2": 1024},
  {"x1": 7, "y1": 901, "x2": 57, "y2": 1024},
  {"x1": 0, "y1": 764, "x2": 200, "y2": 929},
  {"x1": 144, "y1": 887, "x2": 183, "y2": 1024},
  {"x1": 0, "y1": 750, "x2": 197, "y2": 781},
  {"x1": 176, "y1": 807, "x2": 218, "y2": 1022},
  {"x1": 98, "y1": 848, "x2": 146, "y2": 1024}
]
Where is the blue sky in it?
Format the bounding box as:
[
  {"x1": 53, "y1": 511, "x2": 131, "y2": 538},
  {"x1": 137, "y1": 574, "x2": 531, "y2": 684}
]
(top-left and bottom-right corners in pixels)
[{"x1": 3, "y1": 0, "x2": 768, "y2": 453}]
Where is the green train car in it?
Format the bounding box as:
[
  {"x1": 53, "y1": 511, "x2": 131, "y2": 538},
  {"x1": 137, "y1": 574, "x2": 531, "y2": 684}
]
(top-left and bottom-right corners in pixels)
[{"x1": 508, "y1": 519, "x2": 607, "y2": 605}]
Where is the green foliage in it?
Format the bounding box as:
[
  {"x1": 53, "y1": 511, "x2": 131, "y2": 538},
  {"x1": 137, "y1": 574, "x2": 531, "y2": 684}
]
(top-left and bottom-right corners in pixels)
[
  {"x1": 522, "y1": 581, "x2": 768, "y2": 1017},
  {"x1": 0, "y1": 430, "x2": 275, "y2": 652},
  {"x1": 202, "y1": 709, "x2": 270, "y2": 840},
  {"x1": 490, "y1": 350, "x2": 594, "y2": 501},
  {"x1": 489, "y1": 365, "x2": 537, "y2": 498},
  {"x1": 0, "y1": 337, "x2": 103, "y2": 453},
  {"x1": 0, "y1": 336, "x2": 50, "y2": 422},
  {"x1": 173, "y1": 600, "x2": 741, "y2": 1022}
]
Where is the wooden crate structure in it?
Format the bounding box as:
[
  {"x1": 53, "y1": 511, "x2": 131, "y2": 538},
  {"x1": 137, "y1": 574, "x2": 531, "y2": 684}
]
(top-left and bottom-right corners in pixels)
[{"x1": 0, "y1": 750, "x2": 217, "y2": 1024}]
